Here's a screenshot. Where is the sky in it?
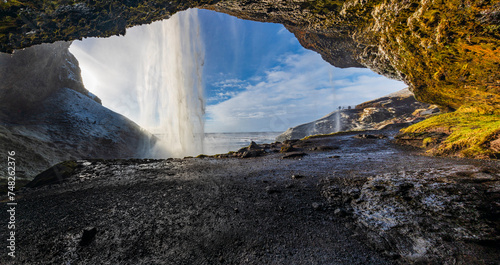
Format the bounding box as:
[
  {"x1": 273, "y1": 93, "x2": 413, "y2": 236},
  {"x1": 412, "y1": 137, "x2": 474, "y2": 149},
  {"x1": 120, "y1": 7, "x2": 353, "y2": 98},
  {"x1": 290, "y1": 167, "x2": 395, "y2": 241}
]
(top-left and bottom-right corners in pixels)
[{"x1": 70, "y1": 9, "x2": 406, "y2": 133}]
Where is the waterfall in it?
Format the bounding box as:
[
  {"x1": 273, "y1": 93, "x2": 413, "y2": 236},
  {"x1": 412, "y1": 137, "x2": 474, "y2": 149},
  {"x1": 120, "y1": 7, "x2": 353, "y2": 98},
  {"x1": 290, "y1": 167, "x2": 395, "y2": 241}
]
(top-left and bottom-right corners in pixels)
[
  {"x1": 70, "y1": 9, "x2": 205, "y2": 158},
  {"x1": 138, "y1": 10, "x2": 205, "y2": 158},
  {"x1": 335, "y1": 110, "x2": 341, "y2": 132},
  {"x1": 329, "y1": 70, "x2": 342, "y2": 133}
]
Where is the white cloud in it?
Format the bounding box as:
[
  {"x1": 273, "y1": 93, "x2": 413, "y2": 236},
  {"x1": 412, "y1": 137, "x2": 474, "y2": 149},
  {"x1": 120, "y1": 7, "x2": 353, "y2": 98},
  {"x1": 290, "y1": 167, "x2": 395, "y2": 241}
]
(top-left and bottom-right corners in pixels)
[
  {"x1": 212, "y1": 78, "x2": 247, "y2": 90},
  {"x1": 205, "y1": 51, "x2": 406, "y2": 133}
]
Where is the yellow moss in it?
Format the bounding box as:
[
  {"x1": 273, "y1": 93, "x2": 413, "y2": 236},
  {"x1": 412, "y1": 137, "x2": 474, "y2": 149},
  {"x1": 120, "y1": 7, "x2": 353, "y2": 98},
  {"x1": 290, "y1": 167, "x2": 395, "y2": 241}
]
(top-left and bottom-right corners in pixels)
[
  {"x1": 369, "y1": 0, "x2": 500, "y2": 114},
  {"x1": 422, "y1": 137, "x2": 433, "y2": 148},
  {"x1": 402, "y1": 107, "x2": 500, "y2": 158},
  {"x1": 0, "y1": 0, "x2": 24, "y2": 9}
]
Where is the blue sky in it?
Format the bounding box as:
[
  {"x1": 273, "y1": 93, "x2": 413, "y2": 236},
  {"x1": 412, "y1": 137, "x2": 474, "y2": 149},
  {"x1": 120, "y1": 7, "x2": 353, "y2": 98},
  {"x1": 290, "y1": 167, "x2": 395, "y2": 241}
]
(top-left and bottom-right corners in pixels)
[
  {"x1": 197, "y1": 9, "x2": 406, "y2": 132},
  {"x1": 71, "y1": 9, "x2": 406, "y2": 133}
]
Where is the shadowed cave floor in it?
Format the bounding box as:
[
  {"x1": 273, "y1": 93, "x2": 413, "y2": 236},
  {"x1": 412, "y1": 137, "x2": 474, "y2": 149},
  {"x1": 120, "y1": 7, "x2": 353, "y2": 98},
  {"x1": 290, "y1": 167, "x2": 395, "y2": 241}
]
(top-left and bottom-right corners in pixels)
[{"x1": 1, "y1": 128, "x2": 499, "y2": 264}]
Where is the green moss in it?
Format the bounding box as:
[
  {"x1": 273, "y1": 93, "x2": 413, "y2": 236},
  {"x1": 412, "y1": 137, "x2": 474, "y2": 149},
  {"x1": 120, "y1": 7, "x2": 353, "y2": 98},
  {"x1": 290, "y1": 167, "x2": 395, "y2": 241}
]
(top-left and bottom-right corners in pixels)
[
  {"x1": 374, "y1": 0, "x2": 500, "y2": 112},
  {"x1": 0, "y1": 0, "x2": 24, "y2": 9},
  {"x1": 280, "y1": 145, "x2": 294, "y2": 153},
  {"x1": 401, "y1": 107, "x2": 500, "y2": 158}
]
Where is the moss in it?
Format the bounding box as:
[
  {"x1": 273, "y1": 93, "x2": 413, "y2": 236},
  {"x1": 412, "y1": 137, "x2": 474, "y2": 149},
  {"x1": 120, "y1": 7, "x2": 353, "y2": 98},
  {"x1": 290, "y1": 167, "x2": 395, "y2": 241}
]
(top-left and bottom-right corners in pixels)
[
  {"x1": 280, "y1": 145, "x2": 295, "y2": 153},
  {"x1": 0, "y1": 0, "x2": 24, "y2": 9},
  {"x1": 373, "y1": 0, "x2": 500, "y2": 112},
  {"x1": 301, "y1": 0, "x2": 345, "y2": 15},
  {"x1": 1, "y1": 1, "x2": 498, "y2": 114},
  {"x1": 0, "y1": 0, "x2": 498, "y2": 159},
  {"x1": 422, "y1": 137, "x2": 433, "y2": 148},
  {"x1": 303, "y1": 134, "x2": 334, "y2": 140},
  {"x1": 401, "y1": 107, "x2": 500, "y2": 158},
  {"x1": 0, "y1": 0, "x2": 214, "y2": 53}
]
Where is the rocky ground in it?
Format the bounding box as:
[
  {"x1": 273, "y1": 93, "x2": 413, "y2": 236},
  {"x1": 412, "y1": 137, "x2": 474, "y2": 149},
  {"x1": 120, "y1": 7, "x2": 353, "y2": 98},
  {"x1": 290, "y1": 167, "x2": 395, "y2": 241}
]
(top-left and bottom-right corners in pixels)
[{"x1": 1, "y1": 126, "x2": 498, "y2": 264}]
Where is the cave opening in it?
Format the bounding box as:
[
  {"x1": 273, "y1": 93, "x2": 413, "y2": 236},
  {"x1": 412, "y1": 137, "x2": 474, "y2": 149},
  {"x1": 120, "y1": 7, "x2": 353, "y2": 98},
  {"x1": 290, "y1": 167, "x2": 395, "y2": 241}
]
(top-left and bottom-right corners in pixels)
[{"x1": 68, "y1": 8, "x2": 406, "y2": 157}]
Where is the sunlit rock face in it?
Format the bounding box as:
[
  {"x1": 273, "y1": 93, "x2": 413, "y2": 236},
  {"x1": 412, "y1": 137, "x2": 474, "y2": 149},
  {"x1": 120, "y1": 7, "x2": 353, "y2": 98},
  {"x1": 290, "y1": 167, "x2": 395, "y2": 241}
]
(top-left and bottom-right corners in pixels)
[
  {"x1": 276, "y1": 88, "x2": 434, "y2": 141},
  {"x1": 1, "y1": 0, "x2": 498, "y2": 112}
]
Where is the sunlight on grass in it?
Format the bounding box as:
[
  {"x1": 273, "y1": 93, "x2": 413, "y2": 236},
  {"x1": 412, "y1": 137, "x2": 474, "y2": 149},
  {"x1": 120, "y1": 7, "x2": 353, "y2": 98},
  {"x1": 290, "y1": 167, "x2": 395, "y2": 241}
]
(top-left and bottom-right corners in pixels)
[{"x1": 402, "y1": 107, "x2": 500, "y2": 158}]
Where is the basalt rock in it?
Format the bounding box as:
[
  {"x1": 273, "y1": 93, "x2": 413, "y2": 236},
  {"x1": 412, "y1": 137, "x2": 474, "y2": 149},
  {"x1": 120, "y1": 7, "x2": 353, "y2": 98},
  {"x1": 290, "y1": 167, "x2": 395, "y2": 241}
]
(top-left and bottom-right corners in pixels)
[
  {"x1": 1, "y1": 0, "x2": 499, "y2": 113},
  {"x1": 0, "y1": 41, "x2": 98, "y2": 118},
  {"x1": 321, "y1": 166, "x2": 500, "y2": 264},
  {"x1": 0, "y1": 42, "x2": 156, "y2": 181}
]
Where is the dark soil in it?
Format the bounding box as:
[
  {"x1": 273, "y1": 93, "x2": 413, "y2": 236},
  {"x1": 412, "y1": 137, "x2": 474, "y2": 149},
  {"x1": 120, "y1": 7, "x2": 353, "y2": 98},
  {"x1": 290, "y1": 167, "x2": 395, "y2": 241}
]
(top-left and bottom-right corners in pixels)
[{"x1": 1, "y1": 128, "x2": 498, "y2": 264}]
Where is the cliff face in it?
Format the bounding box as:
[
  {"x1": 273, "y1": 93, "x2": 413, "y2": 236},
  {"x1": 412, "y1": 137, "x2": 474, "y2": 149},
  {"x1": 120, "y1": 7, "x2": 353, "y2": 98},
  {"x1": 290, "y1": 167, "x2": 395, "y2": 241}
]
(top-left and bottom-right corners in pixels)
[
  {"x1": 0, "y1": 41, "x2": 99, "y2": 120},
  {"x1": 276, "y1": 88, "x2": 435, "y2": 142},
  {"x1": 0, "y1": 42, "x2": 155, "y2": 181}
]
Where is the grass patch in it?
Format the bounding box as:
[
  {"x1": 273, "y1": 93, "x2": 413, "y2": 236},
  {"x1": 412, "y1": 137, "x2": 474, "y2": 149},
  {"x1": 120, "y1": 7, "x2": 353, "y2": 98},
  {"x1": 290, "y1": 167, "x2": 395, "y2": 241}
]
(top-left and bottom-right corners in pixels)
[{"x1": 401, "y1": 107, "x2": 500, "y2": 158}]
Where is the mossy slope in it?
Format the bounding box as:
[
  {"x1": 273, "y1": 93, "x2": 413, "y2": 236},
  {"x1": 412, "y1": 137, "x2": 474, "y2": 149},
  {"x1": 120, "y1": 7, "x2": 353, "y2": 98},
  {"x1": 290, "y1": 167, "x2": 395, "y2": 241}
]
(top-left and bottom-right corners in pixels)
[{"x1": 400, "y1": 107, "x2": 500, "y2": 158}]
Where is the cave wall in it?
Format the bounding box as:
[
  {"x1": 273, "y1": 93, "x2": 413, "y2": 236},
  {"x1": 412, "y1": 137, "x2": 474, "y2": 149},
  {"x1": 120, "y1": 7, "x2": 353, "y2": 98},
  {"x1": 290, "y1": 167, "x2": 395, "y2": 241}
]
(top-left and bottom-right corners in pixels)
[
  {"x1": 0, "y1": 41, "x2": 98, "y2": 120},
  {"x1": 0, "y1": 42, "x2": 155, "y2": 179},
  {"x1": 1, "y1": 0, "x2": 499, "y2": 113}
]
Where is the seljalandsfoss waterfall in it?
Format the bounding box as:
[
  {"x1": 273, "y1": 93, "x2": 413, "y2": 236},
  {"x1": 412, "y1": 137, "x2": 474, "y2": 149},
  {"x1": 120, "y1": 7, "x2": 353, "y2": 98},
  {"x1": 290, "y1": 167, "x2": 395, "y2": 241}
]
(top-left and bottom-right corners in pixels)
[
  {"x1": 3, "y1": 2, "x2": 500, "y2": 264},
  {"x1": 70, "y1": 9, "x2": 205, "y2": 158},
  {"x1": 137, "y1": 10, "x2": 205, "y2": 158}
]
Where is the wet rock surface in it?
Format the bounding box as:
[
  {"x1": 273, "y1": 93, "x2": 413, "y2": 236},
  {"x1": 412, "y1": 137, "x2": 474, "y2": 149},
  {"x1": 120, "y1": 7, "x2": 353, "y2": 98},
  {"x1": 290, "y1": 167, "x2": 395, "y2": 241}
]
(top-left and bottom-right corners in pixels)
[
  {"x1": 1, "y1": 128, "x2": 499, "y2": 264},
  {"x1": 322, "y1": 168, "x2": 500, "y2": 264}
]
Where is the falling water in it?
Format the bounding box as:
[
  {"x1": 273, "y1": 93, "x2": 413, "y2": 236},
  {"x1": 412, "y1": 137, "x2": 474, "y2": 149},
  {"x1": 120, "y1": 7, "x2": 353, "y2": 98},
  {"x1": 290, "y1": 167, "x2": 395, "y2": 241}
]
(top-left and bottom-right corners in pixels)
[
  {"x1": 137, "y1": 10, "x2": 205, "y2": 158},
  {"x1": 335, "y1": 110, "x2": 341, "y2": 132},
  {"x1": 329, "y1": 70, "x2": 342, "y2": 132},
  {"x1": 70, "y1": 9, "x2": 205, "y2": 158}
]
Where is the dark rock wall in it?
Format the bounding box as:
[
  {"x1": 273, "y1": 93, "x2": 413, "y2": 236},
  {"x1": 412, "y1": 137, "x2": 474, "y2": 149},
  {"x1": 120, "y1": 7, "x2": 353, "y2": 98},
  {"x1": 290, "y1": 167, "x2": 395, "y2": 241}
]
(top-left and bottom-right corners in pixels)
[
  {"x1": 0, "y1": 42, "x2": 155, "y2": 179},
  {"x1": 0, "y1": 41, "x2": 98, "y2": 120},
  {"x1": 1, "y1": 0, "x2": 498, "y2": 112}
]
